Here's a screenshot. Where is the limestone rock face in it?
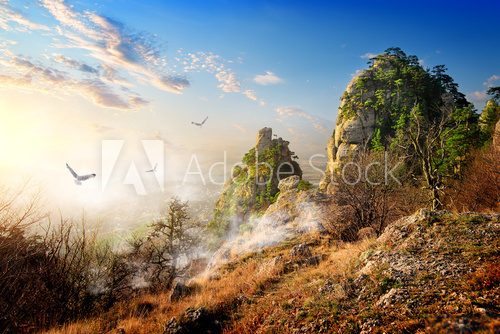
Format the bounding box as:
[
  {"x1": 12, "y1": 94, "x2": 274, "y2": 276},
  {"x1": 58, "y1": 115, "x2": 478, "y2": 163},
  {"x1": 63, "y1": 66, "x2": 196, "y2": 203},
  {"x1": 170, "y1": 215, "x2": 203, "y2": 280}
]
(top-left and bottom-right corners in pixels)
[
  {"x1": 494, "y1": 119, "x2": 500, "y2": 149},
  {"x1": 319, "y1": 53, "x2": 438, "y2": 192},
  {"x1": 208, "y1": 128, "x2": 302, "y2": 241},
  {"x1": 320, "y1": 71, "x2": 377, "y2": 191},
  {"x1": 256, "y1": 127, "x2": 273, "y2": 153},
  {"x1": 206, "y1": 179, "x2": 329, "y2": 272},
  {"x1": 278, "y1": 175, "x2": 300, "y2": 192}
]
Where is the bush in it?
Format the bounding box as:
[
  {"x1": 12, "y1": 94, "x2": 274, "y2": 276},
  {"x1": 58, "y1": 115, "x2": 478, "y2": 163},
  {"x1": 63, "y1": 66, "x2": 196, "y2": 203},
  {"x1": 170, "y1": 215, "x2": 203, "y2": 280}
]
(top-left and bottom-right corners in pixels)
[
  {"x1": 446, "y1": 146, "x2": 499, "y2": 212},
  {"x1": 0, "y1": 185, "x2": 135, "y2": 332},
  {"x1": 297, "y1": 180, "x2": 313, "y2": 191},
  {"x1": 325, "y1": 151, "x2": 420, "y2": 241}
]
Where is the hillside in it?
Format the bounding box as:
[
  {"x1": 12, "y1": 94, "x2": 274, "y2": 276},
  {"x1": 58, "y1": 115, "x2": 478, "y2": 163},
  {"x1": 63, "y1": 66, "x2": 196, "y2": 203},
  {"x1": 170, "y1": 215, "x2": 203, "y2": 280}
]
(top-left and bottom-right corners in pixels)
[
  {"x1": 44, "y1": 211, "x2": 500, "y2": 333},
  {"x1": 6, "y1": 48, "x2": 498, "y2": 334}
]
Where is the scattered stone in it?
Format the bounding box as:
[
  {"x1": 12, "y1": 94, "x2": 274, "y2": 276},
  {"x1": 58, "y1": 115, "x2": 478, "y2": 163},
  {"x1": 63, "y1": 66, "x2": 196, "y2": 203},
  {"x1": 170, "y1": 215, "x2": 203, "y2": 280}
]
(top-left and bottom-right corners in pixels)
[
  {"x1": 163, "y1": 307, "x2": 223, "y2": 334},
  {"x1": 290, "y1": 244, "x2": 312, "y2": 258}
]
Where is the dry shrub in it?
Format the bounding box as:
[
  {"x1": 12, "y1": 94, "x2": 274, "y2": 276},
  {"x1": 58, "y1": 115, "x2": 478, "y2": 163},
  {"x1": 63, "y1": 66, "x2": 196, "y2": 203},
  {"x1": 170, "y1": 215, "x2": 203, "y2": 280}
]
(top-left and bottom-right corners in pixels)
[
  {"x1": 0, "y1": 184, "x2": 134, "y2": 332},
  {"x1": 468, "y1": 262, "x2": 500, "y2": 290},
  {"x1": 324, "y1": 152, "x2": 422, "y2": 241},
  {"x1": 447, "y1": 145, "x2": 499, "y2": 212}
]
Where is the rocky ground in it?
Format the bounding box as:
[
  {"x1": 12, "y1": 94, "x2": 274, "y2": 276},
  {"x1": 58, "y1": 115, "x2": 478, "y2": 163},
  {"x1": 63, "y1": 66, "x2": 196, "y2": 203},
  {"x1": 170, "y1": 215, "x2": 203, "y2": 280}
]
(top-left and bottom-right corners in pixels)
[
  {"x1": 44, "y1": 210, "x2": 499, "y2": 334},
  {"x1": 221, "y1": 210, "x2": 500, "y2": 333}
]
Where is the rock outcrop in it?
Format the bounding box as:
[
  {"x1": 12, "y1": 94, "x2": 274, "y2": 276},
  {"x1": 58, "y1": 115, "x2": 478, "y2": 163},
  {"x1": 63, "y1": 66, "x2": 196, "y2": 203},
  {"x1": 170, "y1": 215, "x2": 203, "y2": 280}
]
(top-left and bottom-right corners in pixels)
[
  {"x1": 320, "y1": 71, "x2": 376, "y2": 191},
  {"x1": 319, "y1": 49, "x2": 463, "y2": 192},
  {"x1": 206, "y1": 176, "x2": 328, "y2": 272},
  {"x1": 208, "y1": 127, "x2": 302, "y2": 242},
  {"x1": 494, "y1": 119, "x2": 500, "y2": 149}
]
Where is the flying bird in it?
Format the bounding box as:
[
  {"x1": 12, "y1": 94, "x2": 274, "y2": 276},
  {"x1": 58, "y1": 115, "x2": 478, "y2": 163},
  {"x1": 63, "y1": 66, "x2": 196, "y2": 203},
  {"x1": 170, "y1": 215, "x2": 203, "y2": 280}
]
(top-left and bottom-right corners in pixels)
[
  {"x1": 191, "y1": 116, "x2": 208, "y2": 127},
  {"x1": 146, "y1": 163, "x2": 157, "y2": 173},
  {"x1": 66, "y1": 163, "x2": 96, "y2": 185}
]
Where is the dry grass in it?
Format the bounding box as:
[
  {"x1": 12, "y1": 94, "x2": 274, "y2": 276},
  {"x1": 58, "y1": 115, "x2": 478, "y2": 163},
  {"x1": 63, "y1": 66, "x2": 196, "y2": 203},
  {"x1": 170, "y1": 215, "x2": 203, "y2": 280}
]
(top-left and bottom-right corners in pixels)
[
  {"x1": 224, "y1": 238, "x2": 377, "y2": 333},
  {"x1": 42, "y1": 235, "x2": 319, "y2": 334}
]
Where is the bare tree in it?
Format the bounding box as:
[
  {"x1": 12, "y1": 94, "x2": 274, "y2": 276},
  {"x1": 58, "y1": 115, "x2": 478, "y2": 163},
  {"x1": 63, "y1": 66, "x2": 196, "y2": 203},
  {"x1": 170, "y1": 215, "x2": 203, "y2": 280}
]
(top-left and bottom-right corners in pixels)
[
  {"x1": 0, "y1": 183, "x2": 135, "y2": 332},
  {"x1": 405, "y1": 98, "x2": 479, "y2": 210},
  {"x1": 447, "y1": 146, "x2": 500, "y2": 212},
  {"x1": 130, "y1": 197, "x2": 199, "y2": 291},
  {"x1": 327, "y1": 151, "x2": 412, "y2": 240},
  {"x1": 406, "y1": 103, "x2": 452, "y2": 209}
]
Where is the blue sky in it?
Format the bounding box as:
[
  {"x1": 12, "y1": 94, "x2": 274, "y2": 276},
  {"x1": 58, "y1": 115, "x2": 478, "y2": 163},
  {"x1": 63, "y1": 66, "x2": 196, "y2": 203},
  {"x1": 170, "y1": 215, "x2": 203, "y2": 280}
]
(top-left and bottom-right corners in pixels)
[{"x1": 0, "y1": 0, "x2": 498, "y2": 220}]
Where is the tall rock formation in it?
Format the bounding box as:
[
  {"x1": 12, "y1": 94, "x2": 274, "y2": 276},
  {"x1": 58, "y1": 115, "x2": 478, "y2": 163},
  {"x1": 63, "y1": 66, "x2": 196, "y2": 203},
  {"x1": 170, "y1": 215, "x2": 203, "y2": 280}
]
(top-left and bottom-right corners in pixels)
[
  {"x1": 208, "y1": 127, "x2": 302, "y2": 242},
  {"x1": 319, "y1": 48, "x2": 471, "y2": 192},
  {"x1": 319, "y1": 70, "x2": 377, "y2": 191}
]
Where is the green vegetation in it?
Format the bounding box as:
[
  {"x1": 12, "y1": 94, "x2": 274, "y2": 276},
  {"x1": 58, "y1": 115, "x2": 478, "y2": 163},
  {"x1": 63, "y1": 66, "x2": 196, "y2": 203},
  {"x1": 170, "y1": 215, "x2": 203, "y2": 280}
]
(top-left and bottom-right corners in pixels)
[
  {"x1": 297, "y1": 179, "x2": 313, "y2": 191},
  {"x1": 341, "y1": 47, "x2": 485, "y2": 209},
  {"x1": 479, "y1": 89, "x2": 500, "y2": 144},
  {"x1": 208, "y1": 138, "x2": 301, "y2": 243}
]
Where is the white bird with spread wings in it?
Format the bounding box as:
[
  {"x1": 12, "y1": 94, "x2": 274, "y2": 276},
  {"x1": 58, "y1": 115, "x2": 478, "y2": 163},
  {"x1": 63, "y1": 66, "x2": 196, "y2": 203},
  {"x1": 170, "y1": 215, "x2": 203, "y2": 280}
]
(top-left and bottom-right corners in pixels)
[
  {"x1": 191, "y1": 116, "x2": 208, "y2": 127},
  {"x1": 66, "y1": 163, "x2": 96, "y2": 185},
  {"x1": 146, "y1": 163, "x2": 157, "y2": 173}
]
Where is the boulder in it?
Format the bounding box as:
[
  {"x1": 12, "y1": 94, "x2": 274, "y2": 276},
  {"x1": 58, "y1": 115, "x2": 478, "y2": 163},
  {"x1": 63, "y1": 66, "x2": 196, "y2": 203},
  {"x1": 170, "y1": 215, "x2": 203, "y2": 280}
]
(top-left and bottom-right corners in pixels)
[
  {"x1": 290, "y1": 243, "x2": 312, "y2": 258},
  {"x1": 163, "y1": 307, "x2": 223, "y2": 334},
  {"x1": 278, "y1": 175, "x2": 300, "y2": 192}
]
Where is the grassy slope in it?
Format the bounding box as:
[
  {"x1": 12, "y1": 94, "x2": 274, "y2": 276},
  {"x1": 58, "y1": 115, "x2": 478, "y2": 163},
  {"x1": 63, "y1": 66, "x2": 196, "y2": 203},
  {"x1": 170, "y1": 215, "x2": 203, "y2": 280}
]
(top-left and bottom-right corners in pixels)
[{"x1": 44, "y1": 211, "x2": 499, "y2": 334}]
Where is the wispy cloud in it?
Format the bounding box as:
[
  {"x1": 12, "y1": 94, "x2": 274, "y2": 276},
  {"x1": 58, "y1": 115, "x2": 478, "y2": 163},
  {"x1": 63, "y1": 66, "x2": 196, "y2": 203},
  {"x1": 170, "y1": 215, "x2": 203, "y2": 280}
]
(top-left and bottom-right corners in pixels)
[
  {"x1": 466, "y1": 91, "x2": 488, "y2": 105},
  {"x1": 100, "y1": 64, "x2": 131, "y2": 87},
  {"x1": 1, "y1": 0, "x2": 267, "y2": 110},
  {"x1": 215, "y1": 70, "x2": 240, "y2": 92},
  {"x1": 242, "y1": 89, "x2": 266, "y2": 106},
  {"x1": 232, "y1": 123, "x2": 247, "y2": 134},
  {"x1": 42, "y1": 1, "x2": 189, "y2": 94},
  {"x1": 54, "y1": 54, "x2": 98, "y2": 74},
  {"x1": 484, "y1": 74, "x2": 499, "y2": 88},
  {"x1": 254, "y1": 71, "x2": 283, "y2": 85},
  {"x1": 0, "y1": 2, "x2": 50, "y2": 32},
  {"x1": 242, "y1": 89, "x2": 257, "y2": 101},
  {"x1": 0, "y1": 52, "x2": 147, "y2": 110},
  {"x1": 360, "y1": 52, "x2": 378, "y2": 60},
  {"x1": 0, "y1": 0, "x2": 196, "y2": 109},
  {"x1": 178, "y1": 51, "x2": 240, "y2": 93},
  {"x1": 275, "y1": 106, "x2": 327, "y2": 133},
  {"x1": 466, "y1": 74, "x2": 500, "y2": 109}
]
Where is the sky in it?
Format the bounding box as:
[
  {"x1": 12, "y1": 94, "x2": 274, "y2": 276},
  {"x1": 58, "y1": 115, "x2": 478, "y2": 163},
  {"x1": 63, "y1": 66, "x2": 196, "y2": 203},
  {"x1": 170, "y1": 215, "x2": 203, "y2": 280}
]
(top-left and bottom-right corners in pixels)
[{"x1": 0, "y1": 0, "x2": 498, "y2": 230}]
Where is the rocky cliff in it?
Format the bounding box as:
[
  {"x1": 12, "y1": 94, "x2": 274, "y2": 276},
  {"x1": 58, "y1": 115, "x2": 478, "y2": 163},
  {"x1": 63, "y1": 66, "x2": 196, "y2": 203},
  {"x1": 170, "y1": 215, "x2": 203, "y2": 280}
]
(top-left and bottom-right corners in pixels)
[
  {"x1": 207, "y1": 175, "x2": 328, "y2": 271},
  {"x1": 319, "y1": 48, "x2": 463, "y2": 192},
  {"x1": 207, "y1": 127, "x2": 302, "y2": 242}
]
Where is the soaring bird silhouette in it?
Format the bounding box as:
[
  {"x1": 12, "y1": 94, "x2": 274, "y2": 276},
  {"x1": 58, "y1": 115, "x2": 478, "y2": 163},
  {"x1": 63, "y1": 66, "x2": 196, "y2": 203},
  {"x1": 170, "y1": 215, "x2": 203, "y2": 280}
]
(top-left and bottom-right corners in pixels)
[
  {"x1": 146, "y1": 163, "x2": 157, "y2": 173},
  {"x1": 66, "y1": 163, "x2": 96, "y2": 185},
  {"x1": 191, "y1": 116, "x2": 208, "y2": 127}
]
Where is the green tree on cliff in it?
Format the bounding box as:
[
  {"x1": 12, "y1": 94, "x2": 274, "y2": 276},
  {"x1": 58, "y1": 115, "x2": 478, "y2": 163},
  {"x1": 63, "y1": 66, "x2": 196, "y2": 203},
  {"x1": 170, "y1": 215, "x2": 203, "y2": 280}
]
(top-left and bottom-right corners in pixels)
[
  {"x1": 346, "y1": 48, "x2": 481, "y2": 209},
  {"x1": 479, "y1": 87, "x2": 500, "y2": 144}
]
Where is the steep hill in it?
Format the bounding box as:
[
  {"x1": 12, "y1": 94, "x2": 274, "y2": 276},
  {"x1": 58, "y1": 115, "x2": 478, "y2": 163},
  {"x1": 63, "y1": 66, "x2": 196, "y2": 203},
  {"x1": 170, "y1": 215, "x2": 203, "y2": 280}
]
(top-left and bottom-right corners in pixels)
[{"x1": 45, "y1": 211, "x2": 499, "y2": 334}]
